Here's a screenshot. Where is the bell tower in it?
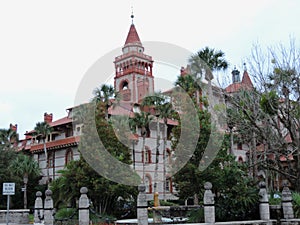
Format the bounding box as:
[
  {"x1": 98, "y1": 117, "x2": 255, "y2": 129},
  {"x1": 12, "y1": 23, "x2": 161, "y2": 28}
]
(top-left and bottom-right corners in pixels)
[{"x1": 114, "y1": 14, "x2": 154, "y2": 103}]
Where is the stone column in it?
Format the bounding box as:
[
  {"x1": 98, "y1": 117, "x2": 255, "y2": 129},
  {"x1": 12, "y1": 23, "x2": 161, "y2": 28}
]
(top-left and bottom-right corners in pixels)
[
  {"x1": 137, "y1": 184, "x2": 148, "y2": 225},
  {"x1": 281, "y1": 181, "x2": 294, "y2": 219},
  {"x1": 79, "y1": 187, "x2": 90, "y2": 225},
  {"x1": 203, "y1": 182, "x2": 215, "y2": 224},
  {"x1": 34, "y1": 191, "x2": 44, "y2": 223},
  {"x1": 259, "y1": 181, "x2": 270, "y2": 220},
  {"x1": 153, "y1": 192, "x2": 162, "y2": 223},
  {"x1": 44, "y1": 189, "x2": 54, "y2": 225}
]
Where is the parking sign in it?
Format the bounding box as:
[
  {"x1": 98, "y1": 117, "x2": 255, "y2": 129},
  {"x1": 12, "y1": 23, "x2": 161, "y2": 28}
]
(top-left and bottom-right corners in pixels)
[{"x1": 2, "y1": 183, "x2": 15, "y2": 195}]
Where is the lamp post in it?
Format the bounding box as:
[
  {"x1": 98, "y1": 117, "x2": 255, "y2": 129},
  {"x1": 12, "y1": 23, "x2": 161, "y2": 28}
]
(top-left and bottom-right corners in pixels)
[{"x1": 23, "y1": 174, "x2": 28, "y2": 209}]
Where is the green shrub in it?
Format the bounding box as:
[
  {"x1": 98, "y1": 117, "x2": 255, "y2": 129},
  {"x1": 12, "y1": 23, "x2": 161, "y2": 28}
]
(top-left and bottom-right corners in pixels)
[
  {"x1": 269, "y1": 193, "x2": 281, "y2": 205},
  {"x1": 54, "y1": 207, "x2": 78, "y2": 220},
  {"x1": 187, "y1": 208, "x2": 204, "y2": 223},
  {"x1": 292, "y1": 192, "x2": 300, "y2": 218}
]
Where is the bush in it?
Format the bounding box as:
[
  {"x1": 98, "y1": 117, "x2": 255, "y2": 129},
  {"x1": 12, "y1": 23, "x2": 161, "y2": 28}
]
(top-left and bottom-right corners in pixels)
[
  {"x1": 269, "y1": 192, "x2": 281, "y2": 205},
  {"x1": 54, "y1": 207, "x2": 78, "y2": 220},
  {"x1": 292, "y1": 192, "x2": 300, "y2": 218}
]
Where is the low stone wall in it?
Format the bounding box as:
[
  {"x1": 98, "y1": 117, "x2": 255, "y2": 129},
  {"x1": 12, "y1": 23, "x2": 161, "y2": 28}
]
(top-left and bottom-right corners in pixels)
[{"x1": 0, "y1": 209, "x2": 30, "y2": 224}]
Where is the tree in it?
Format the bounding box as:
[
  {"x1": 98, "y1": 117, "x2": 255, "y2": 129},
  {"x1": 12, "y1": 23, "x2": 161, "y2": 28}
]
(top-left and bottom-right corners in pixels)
[
  {"x1": 9, "y1": 154, "x2": 41, "y2": 209},
  {"x1": 53, "y1": 101, "x2": 138, "y2": 217},
  {"x1": 226, "y1": 38, "x2": 300, "y2": 191},
  {"x1": 51, "y1": 157, "x2": 138, "y2": 217},
  {"x1": 130, "y1": 111, "x2": 154, "y2": 182},
  {"x1": 92, "y1": 84, "x2": 116, "y2": 120},
  {"x1": 0, "y1": 128, "x2": 18, "y2": 151},
  {"x1": 34, "y1": 121, "x2": 53, "y2": 187},
  {"x1": 142, "y1": 93, "x2": 176, "y2": 200},
  {"x1": 189, "y1": 46, "x2": 228, "y2": 81}
]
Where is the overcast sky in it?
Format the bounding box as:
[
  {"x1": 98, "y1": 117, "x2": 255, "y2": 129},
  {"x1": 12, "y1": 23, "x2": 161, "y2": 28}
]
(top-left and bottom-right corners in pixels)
[{"x1": 1, "y1": 0, "x2": 300, "y2": 139}]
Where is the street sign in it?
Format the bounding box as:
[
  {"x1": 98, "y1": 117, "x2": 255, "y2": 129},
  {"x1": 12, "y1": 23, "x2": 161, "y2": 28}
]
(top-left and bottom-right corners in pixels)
[{"x1": 2, "y1": 183, "x2": 15, "y2": 195}]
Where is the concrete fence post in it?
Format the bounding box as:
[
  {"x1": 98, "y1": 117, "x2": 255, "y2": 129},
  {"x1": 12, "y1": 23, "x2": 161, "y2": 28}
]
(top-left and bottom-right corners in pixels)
[
  {"x1": 44, "y1": 189, "x2": 54, "y2": 225},
  {"x1": 281, "y1": 181, "x2": 294, "y2": 219},
  {"x1": 79, "y1": 187, "x2": 90, "y2": 225},
  {"x1": 203, "y1": 182, "x2": 215, "y2": 224},
  {"x1": 34, "y1": 191, "x2": 43, "y2": 224},
  {"x1": 259, "y1": 181, "x2": 270, "y2": 220},
  {"x1": 137, "y1": 184, "x2": 148, "y2": 225}
]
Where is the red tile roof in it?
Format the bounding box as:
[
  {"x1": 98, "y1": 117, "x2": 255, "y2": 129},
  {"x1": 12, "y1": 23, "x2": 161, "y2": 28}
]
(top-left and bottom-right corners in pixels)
[
  {"x1": 49, "y1": 116, "x2": 72, "y2": 127},
  {"x1": 30, "y1": 136, "x2": 80, "y2": 152},
  {"x1": 125, "y1": 24, "x2": 142, "y2": 46}
]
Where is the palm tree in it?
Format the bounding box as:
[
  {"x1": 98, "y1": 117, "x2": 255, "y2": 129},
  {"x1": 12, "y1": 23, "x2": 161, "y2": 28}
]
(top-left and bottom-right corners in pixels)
[
  {"x1": 141, "y1": 93, "x2": 175, "y2": 199},
  {"x1": 34, "y1": 121, "x2": 53, "y2": 187},
  {"x1": 130, "y1": 111, "x2": 153, "y2": 182},
  {"x1": 189, "y1": 46, "x2": 228, "y2": 81},
  {"x1": 9, "y1": 154, "x2": 41, "y2": 209},
  {"x1": 92, "y1": 84, "x2": 115, "y2": 120},
  {"x1": 0, "y1": 128, "x2": 18, "y2": 151},
  {"x1": 157, "y1": 101, "x2": 175, "y2": 200}
]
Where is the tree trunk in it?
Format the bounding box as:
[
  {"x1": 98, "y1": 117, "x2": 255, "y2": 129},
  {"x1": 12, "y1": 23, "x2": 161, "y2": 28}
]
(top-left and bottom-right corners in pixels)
[
  {"x1": 163, "y1": 122, "x2": 167, "y2": 201},
  {"x1": 153, "y1": 119, "x2": 160, "y2": 195},
  {"x1": 43, "y1": 140, "x2": 50, "y2": 188}
]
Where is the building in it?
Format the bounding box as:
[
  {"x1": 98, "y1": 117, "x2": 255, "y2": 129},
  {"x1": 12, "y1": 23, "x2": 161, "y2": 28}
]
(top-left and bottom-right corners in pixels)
[
  {"x1": 18, "y1": 111, "x2": 81, "y2": 184},
  {"x1": 18, "y1": 18, "x2": 178, "y2": 200}
]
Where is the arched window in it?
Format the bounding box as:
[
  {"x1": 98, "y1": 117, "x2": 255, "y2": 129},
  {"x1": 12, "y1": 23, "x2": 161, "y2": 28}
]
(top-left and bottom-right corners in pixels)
[
  {"x1": 120, "y1": 80, "x2": 129, "y2": 90},
  {"x1": 238, "y1": 156, "x2": 243, "y2": 163},
  {"x1": 65, "y1": 149, "x2": 73, "y2": 165},
  {"x1": 145, "y1": 174, "x2": 152, "y2": 193}
]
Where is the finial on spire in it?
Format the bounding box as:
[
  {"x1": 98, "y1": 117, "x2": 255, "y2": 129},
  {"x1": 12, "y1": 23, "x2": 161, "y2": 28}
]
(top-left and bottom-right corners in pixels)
[
  {"x1": 131, "y1": 6, "x2": 134, "y2": 24},
  {"x1": 243, "y1": 62, "x2": 247, "y2": 71}
]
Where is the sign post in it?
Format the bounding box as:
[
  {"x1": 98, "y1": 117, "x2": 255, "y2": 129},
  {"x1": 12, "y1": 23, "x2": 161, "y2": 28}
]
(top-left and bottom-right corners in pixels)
[{"x1": 3, "y1": 183, "x2": 15, "y2": 225}]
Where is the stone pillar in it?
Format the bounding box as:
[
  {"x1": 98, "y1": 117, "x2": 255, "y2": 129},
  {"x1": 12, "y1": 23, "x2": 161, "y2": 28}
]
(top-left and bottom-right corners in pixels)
[
  {"x1": 44, "y1": 189, "x2": 54, "y2": 225},
  {"x1": 259, "y1": 181, "x2": 270, "y2": 220},
  {"x1": 137, "y1": 184, "x2": 148, "y2": 225},
  {"x1": 203, "y1": 182, "x2": 215, "y2": 224},
  {"x1": 153, "y1": 192, "x2": 162, "y2": 223},
  {"x1": 79, "y1": 187, "x2": 90, "y2": 225},
  {"x1": 281, "y1": 181, "x2": 294, "y2": 219},
  {"x1": 34, "y1": 191, "x2": 44, "y2": 223}
]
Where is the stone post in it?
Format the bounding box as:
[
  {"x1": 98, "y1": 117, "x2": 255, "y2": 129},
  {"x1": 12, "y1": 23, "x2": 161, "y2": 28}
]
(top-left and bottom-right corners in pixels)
[
  {"x1": 281, "y1": 181, "x2": 294, "y2": 219},
  {"x1": 34, "y1": 191, "x2": 44, "y2": 224},
  {"x1": 44, "y1": 189, "x2": 54, "y2": 225},
  {"x1": 259, "y1": 181, "x2": 270, "y2": 220},
  {"x1": 79, "y1": 187, "x2": 90, "y2": 225},
  {"x1": 137, "y1": 184, "x2": 148, "y2": 225},
  {"x1": 203, "y1": 182, "x2": 215, "y2": 224},
  {"x1": 153, "y1": 192, "x2": 162, "y2": 223}
]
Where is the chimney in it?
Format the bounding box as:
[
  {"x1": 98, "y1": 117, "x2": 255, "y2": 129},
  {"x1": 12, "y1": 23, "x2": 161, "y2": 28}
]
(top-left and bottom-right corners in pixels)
[
  {"x1": 9, "y1": 123, "x2": 17, "y2": 132},
  {"x1": 44, "y1": 112, "x2": 53, "y2": 123},
  {"x1": 180, "y1": 65, "x2": 191, "y2": 76}
]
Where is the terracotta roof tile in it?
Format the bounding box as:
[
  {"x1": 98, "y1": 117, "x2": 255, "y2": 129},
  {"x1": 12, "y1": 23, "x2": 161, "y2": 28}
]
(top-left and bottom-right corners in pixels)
[
  {"x1": 125, "y1": 24, "x2": 142, "y2": 46},
  {"x1": 30, "y1": 136, "x2": 80, "y2": 152},
  {"x1": 241, "y1": 70, "x2": 254, "y2": 88},
  {"x1": 49, "y1": 116, "x2": 72, "y2": 127}
]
